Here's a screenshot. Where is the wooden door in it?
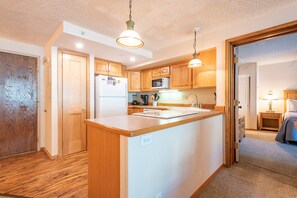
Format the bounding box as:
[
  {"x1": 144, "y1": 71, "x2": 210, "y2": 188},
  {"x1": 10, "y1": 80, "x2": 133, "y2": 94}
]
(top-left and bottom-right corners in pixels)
[
  {"x1": 0, "y1": 51, "x2": 37, "y2": 158},
  {"x1": 62, "y1": 53, "x2": 87, "y2": 155},
  {"x1": 141, "y1": 70, "x2": 152, "y2": 91},
  {"x1": 127, "y1": 72, "x2": 141, "y2": 92},
  {"x1": 108, "y1": 62, "x2": 122, "y2": 77},
  {"x1": 94, "y1": 58, "x2": 109, "y2": 75},
  {"x1": 170, "y1": 63, "x2": 192, "y2": 90}
]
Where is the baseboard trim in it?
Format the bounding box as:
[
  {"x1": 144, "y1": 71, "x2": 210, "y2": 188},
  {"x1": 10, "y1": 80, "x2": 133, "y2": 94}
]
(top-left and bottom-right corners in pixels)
[
  {"x1": 40, "y1": 147, "x2": 58, "y2": 160},
  {"x1": 190, "y1": 164, "x2": 224, "y2": 198}
]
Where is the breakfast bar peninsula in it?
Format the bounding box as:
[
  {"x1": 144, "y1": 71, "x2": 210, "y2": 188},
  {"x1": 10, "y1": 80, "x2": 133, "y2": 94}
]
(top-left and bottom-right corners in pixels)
[{"x1": 85, "y1": 109, "x2": 224, "y2": 198}]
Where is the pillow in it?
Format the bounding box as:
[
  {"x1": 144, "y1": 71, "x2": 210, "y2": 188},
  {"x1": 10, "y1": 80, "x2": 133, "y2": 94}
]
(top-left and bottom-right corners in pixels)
[{"x1": 287, "y1": 99, "x2": 297, "y2": 112}]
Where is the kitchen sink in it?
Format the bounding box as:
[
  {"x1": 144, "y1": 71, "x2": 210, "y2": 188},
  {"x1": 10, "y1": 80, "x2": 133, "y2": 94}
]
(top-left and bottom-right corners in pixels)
[
  {"x1": 169, "y1": 107, "x2": 211, "y2": 112},
  {"x1": 132, "y1": 110, "x2": 199, "y2": 119}
]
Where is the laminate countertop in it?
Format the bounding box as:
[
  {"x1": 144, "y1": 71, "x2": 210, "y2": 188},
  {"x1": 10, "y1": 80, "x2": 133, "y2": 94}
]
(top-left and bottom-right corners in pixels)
[{"x1": 85, "y1": 110, "x2": 224, "y2": 137}]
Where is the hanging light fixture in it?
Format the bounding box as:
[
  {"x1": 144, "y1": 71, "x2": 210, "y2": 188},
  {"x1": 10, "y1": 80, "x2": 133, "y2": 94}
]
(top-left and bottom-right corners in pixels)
[
  {"x1": 188, "y1": 28, "x2": 202, "y2": 68},
  {"x1": 116, "y1": 0, "x2": 144, "y2": 48}
]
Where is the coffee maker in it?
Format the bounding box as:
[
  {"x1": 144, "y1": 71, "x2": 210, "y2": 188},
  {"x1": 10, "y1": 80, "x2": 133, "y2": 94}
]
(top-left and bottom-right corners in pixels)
[
  {"x1": 131, "y1": 94, "x2": 139, "y2": 105},
  {"x1": 140, "y1": 95, "x2": 148, "y2": 106}
]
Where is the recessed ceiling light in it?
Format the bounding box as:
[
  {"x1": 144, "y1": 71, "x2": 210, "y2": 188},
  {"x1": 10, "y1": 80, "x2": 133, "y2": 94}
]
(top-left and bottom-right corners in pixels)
[
  {"x1": 130, "y1": 57, "x2": 136, "y2": 62},
  {"x1": 75, "y1": 42, "x2": 84, "y2": 49}
]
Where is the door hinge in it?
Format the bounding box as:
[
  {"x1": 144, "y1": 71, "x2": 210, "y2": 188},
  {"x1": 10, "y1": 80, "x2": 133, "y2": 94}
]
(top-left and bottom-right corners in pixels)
[
  {"x1": 235, "y1": 142, "x2": 239, "y2": 149},
  {"x1": 234, "y1": 100, "x2": 240, "y2": 107},
  {"x1": 234, "y1": 56, "x2": 239, "y2": 64}
]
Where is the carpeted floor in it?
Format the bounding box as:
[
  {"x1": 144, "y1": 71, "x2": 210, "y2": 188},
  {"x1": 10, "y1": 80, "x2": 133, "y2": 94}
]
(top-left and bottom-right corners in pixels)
[{"x1": 199, "y1": 130, "x2": 297, "y2": 198}]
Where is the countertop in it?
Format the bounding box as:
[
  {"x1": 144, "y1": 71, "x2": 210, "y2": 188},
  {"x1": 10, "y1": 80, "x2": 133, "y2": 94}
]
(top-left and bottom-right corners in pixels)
[{"x1": 85, "y1": 110, "x2": 224, "y2": 137}]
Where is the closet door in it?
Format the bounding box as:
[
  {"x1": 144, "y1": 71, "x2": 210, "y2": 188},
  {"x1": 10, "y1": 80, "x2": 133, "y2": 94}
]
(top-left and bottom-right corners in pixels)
[
  {"x1": 0, "y1": 52, "x2": 37, "y2": 158},
  {"x1": 62, "y1": 53, "x2": 87, "y2": 155}
]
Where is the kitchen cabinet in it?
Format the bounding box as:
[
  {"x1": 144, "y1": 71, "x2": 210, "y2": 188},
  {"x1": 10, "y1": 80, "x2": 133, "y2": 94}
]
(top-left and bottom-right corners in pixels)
[
  {"x1": 192, "y1": 48, "x2": 216, "y2": 88},
  {"x1": 121, "y1": 65, "x2": 128, "y2": 78},
  {"x1": 170, "y1": 62, "x2": 192, "y2": 90},
  {"x1": 95, "y1": 58, "x2": 122, "y2": 77},
  {"x1": 141, "y1": 69, "x2": 152, "y2": 91},
  {"x1": 128, "y1": 107, "x2": 143, "y2": 115},
  {"x1": 128, "y1": 71, "x2": 141, "y2": 92},
  {"x1": 152, "y1": 66, "x2": 170, "y2": 78}
]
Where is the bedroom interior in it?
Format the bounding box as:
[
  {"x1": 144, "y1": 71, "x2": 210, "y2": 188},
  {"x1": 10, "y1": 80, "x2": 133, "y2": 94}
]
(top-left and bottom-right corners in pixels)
[
  {"x1": 235, "y1": 32, "x2": 297, "y2": 176},
  {"x1": 197, "y1": 30, "x2": 297, "y2": 197}
]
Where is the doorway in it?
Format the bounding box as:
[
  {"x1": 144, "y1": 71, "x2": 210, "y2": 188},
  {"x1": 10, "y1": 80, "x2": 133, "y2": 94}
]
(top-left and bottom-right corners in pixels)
[
  {"x1": 225, "y1": 20, "x2": 297, "y2": 166},
  {"x1": 58, "y1": 51, "x2": 87, "y2": 156},
  {"x1": 0, "y1": 51, "x2": 38, "y2": 158}
]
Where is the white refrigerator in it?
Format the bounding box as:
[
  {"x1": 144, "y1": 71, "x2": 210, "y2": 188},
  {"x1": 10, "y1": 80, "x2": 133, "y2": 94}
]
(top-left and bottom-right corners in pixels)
[{"x1": 95, "y1": 75, "x2": 128, "y2": 118}]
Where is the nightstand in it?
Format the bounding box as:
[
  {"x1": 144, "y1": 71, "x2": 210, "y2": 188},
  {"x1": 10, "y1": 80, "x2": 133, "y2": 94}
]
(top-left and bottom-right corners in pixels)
[{"x1": 259, "y1": 112, "x2": 282, "y2": 131}]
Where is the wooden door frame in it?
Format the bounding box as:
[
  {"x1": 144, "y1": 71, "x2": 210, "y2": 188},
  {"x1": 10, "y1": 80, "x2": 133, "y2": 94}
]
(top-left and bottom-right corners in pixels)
[
  {"x1": 58, "y1": 49, "x2": 90, "y2": 157},
  {"x1": 225, "y1": 20, "x2": 297, "y2": 167}
]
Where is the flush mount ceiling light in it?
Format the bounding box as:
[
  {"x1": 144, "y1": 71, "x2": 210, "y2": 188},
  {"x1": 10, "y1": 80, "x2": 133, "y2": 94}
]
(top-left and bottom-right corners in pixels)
[
  {"x1": 188, "y1": 28, "x2": 202, "y2": 68},
  {"x1": 130, "y1": 56, "x2": 136, "y2": 62},
  {"x1": 75, "y1": 42, "x2": 84, "y2": 49},
  {"x1": 116, "y1": 0, "x2": 144, "y2": 48}
]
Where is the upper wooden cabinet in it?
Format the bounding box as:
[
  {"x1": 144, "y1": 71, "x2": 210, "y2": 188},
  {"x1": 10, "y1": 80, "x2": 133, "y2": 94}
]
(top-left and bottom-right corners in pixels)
[
  {"x1": 152, "y1": 66, "x2": 170, "y2": 78},
  {"x1": 141, "y1": 70, "x2": 152, "y2": 91},
  {"x1": 192, "y1": 48, "x2": 216, "y2": 88},
  {"x1": 170, "y1": 62, "x2": 192, "y2": 90},
  {"x1": 127, "y1": 71, "x2": 141, "y2": 92},
  {"x1": 95, "y1": 58, "x2": 122, "y2": 77}
]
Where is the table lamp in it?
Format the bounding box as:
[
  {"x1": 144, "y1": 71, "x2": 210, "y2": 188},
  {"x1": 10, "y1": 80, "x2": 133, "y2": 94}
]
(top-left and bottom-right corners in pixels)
[{"x1": 263, "y1": 90, "x2": 278, "y2": 112}]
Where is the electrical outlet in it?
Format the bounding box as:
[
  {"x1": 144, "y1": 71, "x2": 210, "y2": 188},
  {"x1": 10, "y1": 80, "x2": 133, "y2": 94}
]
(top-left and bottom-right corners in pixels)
[
  {"x1": 140, "y1": 135, "x2": 153, "y2": 146},
  {"x1": 156, "y1": 192, "x2": 162, "y2": 198}
]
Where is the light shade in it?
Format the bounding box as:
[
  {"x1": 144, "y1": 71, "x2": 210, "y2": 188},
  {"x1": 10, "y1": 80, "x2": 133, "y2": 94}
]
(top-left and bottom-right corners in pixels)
[
  {"x1": 116, "y1": 29, "x2": 144, "y2": 48},
  {"x1": 188, "y1": 58, "x2": 202, "y2": 68}
]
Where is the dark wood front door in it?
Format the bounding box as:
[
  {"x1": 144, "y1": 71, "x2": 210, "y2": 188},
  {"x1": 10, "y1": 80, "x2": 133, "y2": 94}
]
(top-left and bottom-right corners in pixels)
[{"x1": 0, "y1": 51, "x2": 38, "y2": 158}]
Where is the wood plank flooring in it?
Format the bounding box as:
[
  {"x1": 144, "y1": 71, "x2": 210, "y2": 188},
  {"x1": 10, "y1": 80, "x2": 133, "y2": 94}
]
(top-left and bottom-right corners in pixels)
[{"x1": 0, "y1": 151, "x2": 88, "y2": 198}]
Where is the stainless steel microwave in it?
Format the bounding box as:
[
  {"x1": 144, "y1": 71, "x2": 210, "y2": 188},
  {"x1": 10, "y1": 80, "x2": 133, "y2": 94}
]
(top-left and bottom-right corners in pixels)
[{"x1": 152, "y1": 78, "x2": 169, "y2": 89}]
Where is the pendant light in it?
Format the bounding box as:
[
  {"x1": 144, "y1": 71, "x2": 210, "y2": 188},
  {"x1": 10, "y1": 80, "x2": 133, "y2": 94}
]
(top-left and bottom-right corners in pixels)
[
  {"x1": 188, "y1": 28, "x2": 202, "y2": 68},
  {"x1": 116, "y1": 0, "x2": 144, "y2": 48}
]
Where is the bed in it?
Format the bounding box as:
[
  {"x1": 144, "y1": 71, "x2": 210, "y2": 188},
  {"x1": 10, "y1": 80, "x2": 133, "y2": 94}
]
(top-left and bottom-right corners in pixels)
[{"x1": 275, "y1": 90, "x2": 297, "y2": 143}]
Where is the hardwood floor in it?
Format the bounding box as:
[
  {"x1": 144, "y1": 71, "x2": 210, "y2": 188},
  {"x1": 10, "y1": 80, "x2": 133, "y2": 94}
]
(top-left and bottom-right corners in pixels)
[{"x1": 0, "y1": 151, "x2": 88, "y2": 198}]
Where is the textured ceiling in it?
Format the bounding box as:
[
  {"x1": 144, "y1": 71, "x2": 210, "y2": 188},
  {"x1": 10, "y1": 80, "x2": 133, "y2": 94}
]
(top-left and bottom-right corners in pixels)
[
  {"x1": 238, "y1": 32, "x2": 297, "y2": 66},
  {"x1": 0, "y1": 0, "x2": 297, "y2": 52}
]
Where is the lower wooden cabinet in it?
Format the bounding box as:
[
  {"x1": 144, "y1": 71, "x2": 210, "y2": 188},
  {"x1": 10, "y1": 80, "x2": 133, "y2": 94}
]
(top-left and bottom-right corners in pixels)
[
  {"x1": 170, "y1": 62, "x2": 192, "y2": 90},
  {"x1": 128, "y1": 107, "x2": 144, "y2": 115}
]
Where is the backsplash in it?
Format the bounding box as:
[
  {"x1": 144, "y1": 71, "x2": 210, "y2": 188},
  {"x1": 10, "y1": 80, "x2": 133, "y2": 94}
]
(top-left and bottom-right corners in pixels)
[{"x1": 128, "y1": 88, "x2": 216, "y2": 105}]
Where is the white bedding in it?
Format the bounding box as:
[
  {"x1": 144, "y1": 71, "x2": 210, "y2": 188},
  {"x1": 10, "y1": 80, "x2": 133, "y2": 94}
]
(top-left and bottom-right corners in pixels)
[{"x1": 284, "y1": 112, "x2": 297, "y2": 120}]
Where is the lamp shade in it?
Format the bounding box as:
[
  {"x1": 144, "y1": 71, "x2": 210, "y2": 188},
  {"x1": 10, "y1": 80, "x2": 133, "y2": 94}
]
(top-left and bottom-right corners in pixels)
[
  {"x1": 116, "y1": 29, "x2": 144, "y2": 48},
  {"x1": 188, "y1": 58, "x2": 202, "y2": 68}
]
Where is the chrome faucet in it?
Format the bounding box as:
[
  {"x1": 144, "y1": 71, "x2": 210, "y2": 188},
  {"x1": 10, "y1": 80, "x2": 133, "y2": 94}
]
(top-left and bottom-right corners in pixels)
[{"x1": 186, "y1": 94, "x2": 199, "y2": 107}]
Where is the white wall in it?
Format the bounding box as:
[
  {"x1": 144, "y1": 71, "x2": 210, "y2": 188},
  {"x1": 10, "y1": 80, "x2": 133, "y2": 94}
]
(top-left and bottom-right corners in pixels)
[
  {"x1": 257, "y1": 60, "x2": 297, "y2": 114},
  {"x1": 126, "y1": 115, "x2": 223, "y2": 198},
  {"x1": 0, "y1": 38, "x2": 45, "y2": 148}
]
